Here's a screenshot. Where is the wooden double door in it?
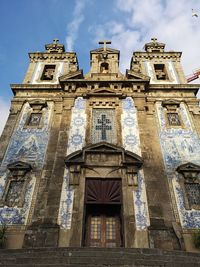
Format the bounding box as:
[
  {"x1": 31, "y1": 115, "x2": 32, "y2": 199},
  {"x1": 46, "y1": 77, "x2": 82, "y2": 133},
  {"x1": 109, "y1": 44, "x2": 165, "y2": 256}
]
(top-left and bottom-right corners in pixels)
[
  {"x1": 85, "y1": 205, "x2": 122, "y2": 247},
  {"x1": 84, "y1": 178, "x2": 123, "y2": 247}
]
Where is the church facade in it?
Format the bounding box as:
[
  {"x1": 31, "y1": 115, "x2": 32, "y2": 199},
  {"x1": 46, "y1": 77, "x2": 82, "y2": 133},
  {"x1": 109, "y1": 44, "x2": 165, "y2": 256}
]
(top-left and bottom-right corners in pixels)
[{"x1": 0, "y1": 39, "x2": 200, "y2": 251}]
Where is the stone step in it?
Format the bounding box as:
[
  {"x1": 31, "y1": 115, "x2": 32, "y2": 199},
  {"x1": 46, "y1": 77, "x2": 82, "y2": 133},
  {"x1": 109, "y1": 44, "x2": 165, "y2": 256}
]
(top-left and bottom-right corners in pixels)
[{"x1": 0, "y1": 248, "x2": 199, "y2": 267}]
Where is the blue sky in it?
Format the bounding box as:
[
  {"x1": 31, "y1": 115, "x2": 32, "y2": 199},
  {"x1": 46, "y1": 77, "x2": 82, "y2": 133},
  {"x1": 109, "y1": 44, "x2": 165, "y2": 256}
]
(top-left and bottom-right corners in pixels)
[{"x1": 0, "y1": 0, "x2": 200, "y2": 134}]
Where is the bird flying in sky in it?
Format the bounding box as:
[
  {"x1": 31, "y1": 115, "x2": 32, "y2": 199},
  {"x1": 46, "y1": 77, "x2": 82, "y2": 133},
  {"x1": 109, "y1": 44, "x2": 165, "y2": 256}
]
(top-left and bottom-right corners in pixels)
[{"x1": 192, "y1": 9, "x2": 198, "y2": 17}]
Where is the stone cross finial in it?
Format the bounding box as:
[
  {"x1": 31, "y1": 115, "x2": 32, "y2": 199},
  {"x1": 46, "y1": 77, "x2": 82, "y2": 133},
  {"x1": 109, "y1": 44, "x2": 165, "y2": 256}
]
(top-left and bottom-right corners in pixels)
[
  {"x1": 99, "y1": 40, "x2": 111, "y2": 51},
  {"x1": 151, "y1": 38, "x2": 158, "y2": 43},
  {"x1": 53, "y1": 38, "x2": 59, "y2": 44}
]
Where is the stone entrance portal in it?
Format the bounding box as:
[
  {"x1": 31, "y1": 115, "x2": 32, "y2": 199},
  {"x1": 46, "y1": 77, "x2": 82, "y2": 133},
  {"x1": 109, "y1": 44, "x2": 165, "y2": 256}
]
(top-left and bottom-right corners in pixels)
[{"x1": 64, "y1": 142, "x2": 143, "y2": 248}]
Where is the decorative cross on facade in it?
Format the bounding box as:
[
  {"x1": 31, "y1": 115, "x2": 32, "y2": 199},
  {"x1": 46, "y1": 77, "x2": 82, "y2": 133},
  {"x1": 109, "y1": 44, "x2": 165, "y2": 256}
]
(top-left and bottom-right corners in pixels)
[
  {"x1": 96, "y1": 114, "x2": 112, "y2": 140},
  {"x1": 151, "y1": 37, "x2": 158, "y2": 43},
  {"x1": 53, "y1": 38, "x2": 59, "y2": 44},
  {"x1": 99, "y1": 40, "x2": 111, "y2": 51}
]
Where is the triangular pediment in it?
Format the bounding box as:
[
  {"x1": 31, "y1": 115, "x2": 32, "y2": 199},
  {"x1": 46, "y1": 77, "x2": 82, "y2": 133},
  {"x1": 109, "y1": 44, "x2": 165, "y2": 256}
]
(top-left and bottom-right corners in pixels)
[
  {"x1": 162, "y1": 99, "x2": 180, "y2": 107},
  {"x1": 177, "y1": 162, "x2": 200, "y2": 172},
  {"x1": 59, "y1": 70, "x2": 83, "y2": 81},
  {"x1": 65, "y1": 142, "x2": 143, "y2": 168},
  {"x1": 93, "y1": 88, "x2": 115, "y2": 93},
  {"x1": 89, "y1": 88, "x2": 117, "y2": 95},
  {"x1": 7, "y1": 161, "x2": 32, "y2": 171},
  {"x1": 126, "y1": 69, "x2": 150, "y2": 81},
  {"x1": 90, "y1": 47, "x2": 119, "y2": 54},
  {"x1": 84, "y1": 142, "x2": 122, "y2": 153},
  {"x1": 124, "y1": 151, "x2": 143, "y2": 165}
]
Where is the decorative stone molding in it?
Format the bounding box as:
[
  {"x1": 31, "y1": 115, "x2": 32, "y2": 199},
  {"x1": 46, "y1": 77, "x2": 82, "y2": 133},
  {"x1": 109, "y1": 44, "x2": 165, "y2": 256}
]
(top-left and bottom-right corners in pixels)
[
  {"x1": 28, "y1": 100, "x2": 48, "y2": 111},
  {"x1": 133, "y1": 52, "x2": 182, "y2": 60},
  {"x1": 176, "y1": 162, "x2": 200, "y2": 182},
  {"x1": 162, "y1": 99, "x2": 180, "y2": 110},
  {"x1": 176, "y1": 163, "x2": 200, "y2": 211},
  {"x1": 65, "y1": 142, "x2": 143, "y2": 186},
  {"x1": 29, "y1": 53, "x2": 77, "y2": 62}
]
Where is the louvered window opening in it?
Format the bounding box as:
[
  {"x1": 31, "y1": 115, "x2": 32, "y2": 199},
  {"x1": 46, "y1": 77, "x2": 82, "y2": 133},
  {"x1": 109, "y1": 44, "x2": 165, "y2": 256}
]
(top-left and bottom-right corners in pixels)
[{"x1": 85, "y1": 179, "x2": 122, "y2": 204}]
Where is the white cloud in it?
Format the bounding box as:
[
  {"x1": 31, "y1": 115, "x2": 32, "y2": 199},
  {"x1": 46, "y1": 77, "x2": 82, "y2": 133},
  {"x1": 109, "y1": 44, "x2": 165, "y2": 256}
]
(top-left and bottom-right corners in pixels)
[
  {"x1": 0, "y1": 98, "x2": 10, "y2": 136},
  {"x1": 89, "y1": 0, "x2": 200, "y2": 79},
  {"x1": 66, "y1": 0, "x2": 86, "y2": 51}
]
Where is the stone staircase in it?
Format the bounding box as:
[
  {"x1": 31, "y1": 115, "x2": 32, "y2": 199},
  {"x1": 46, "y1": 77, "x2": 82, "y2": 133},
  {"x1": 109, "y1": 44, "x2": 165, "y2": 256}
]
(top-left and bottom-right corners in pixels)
[{"x1": 0, "y1": 247, "x2": 200, "y2": 267}]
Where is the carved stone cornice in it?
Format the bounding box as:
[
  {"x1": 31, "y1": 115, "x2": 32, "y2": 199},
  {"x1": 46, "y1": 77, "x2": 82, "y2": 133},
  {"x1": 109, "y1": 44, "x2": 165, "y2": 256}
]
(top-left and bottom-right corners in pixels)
[
  {"x1": 126, "y1": 69, "x2": 150, "y2": 81},
  {"x1": 149, "y1": 84, "x2": 200, "y2": 93},
  {"x1": 59, "y1": 70, "x2": 84, "y2": 82},
  {"x1": 133, "y1": 51, "x2": 182, "y2": 60},
  {"x1": 28, "y1": 52, "x2": 77, "y2": 62},
  {"x1": 10, "y1": 84, "x2": 62, "y2": 94}
]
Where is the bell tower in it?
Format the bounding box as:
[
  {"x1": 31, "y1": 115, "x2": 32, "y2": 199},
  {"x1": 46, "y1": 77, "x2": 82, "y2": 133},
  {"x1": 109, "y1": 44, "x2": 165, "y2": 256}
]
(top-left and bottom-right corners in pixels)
[
  {"x1": 86, "y1": 40, "x2": 123, "y2": 80},
  {"x1": 130, "y1": 38, "x2": 187, "y2": 84},
  {"x1": 23, "y1": 39, "x2": 79, "y2": 84}
]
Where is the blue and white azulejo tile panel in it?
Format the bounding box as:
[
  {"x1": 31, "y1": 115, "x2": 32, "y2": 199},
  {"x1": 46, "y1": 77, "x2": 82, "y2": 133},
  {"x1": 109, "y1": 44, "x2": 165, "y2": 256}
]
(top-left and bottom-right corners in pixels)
[
  {"x1": 0, "y1": 176, "x2": 36, "y2": 225},
  {"x1": 57, "y1": 169, "x2": 74, "y2": 229},
  {"x1": 121, "y1": 97, "x2": 141, "y2": 156},
  {"x1": 66, "y1": 97, "x2": 87, "y2": 155},
  {"x1": 58, "y1": 97, "x2": 87, "y2": 229},
  {"x1": 122, "y1": 97, "x2": 150, "y2": 230},
  {"x1": 0, "y1": 101, "x2": 53, "y2": 225},
  {"x1": 156, "y1": 102, "x2": 200, "y2": 229}
]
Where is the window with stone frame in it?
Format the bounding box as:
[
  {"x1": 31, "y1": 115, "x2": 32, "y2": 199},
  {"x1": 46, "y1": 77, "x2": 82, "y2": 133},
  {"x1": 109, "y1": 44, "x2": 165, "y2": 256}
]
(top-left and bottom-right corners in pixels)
[
  {"x1": 41, "y1": 65, "x2": 56, "y2": 80},
  {"x1": 1, "y1": 161, "x2": 32, "y2": 208},
  {"x1": 166, "y1": 112, "x2": 181, "y2": 126},
  {"x1": 27, "y1": 113, "x2": 42, "y2": 127},
  {"x1": 24, "y1": 101, "x2": 47, "y2": 129},
  {"x1": 176, "y1": 163, "x2": 200, "y2": 210},
  {"x1": 162, "y1": 100, "x2": 183, "y2": 128},
  {"x1": 154, "y1": 64, "x2": 168, "y2": 80},
  {"x1": 91, "y1": 108, "x2": 117, "y2": 144}
]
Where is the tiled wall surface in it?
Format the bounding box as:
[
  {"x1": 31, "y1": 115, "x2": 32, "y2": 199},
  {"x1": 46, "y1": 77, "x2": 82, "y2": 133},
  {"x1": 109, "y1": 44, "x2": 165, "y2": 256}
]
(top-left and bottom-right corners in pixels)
[
  {"x1": 58, "y1": 97, "x2": 86, "y2": 229},
  {"x1": 122, "y1": 97, "x2": 150, "y2": 230},
  {"x1": 0, "y1": 102, "x2": 52, "y2": 224},
  {"x1": 156, "y1": 102, "x2": 200, "y2": 228}
]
